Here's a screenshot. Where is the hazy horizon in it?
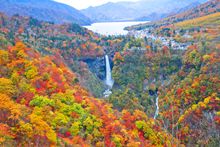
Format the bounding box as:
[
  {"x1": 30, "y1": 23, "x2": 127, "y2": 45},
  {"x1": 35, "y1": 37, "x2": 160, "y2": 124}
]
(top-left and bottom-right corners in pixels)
[{"x1": 54, "y1": 0, "x2": 140, "y2": 10}]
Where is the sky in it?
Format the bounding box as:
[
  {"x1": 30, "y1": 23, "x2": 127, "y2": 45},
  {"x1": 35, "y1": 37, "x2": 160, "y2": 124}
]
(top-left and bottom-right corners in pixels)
[{"x1": 54, "y1": 0, "x2": 140, "y2": 10}]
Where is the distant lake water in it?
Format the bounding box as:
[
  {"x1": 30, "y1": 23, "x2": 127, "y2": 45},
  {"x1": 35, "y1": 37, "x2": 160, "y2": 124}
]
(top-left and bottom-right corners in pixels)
[{"x1": 84, "y1": 21, "x2": 148, "y2": 36}]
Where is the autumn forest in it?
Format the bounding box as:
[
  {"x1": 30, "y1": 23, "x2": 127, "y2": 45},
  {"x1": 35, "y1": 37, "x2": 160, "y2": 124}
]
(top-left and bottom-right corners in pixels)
[{"x1": 0, "y1": 0, "x2": 219, "y2": 146}]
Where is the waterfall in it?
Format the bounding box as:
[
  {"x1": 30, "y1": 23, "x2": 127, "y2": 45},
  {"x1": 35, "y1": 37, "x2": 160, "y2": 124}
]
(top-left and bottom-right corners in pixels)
[
  {"x1": 103, "y1": 55, "x2": 113, "y2": 97},
  {"x1": 154, "y1": 95, "x2": 159, "y2": 119},
  {"x1": 105, "y1": 55, "x2": 113, "y2": 88}
]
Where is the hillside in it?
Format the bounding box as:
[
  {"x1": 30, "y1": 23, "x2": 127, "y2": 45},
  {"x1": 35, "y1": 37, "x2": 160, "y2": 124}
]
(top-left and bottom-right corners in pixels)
[
  {"x1": 0, "y1": 13, "x2": 126, "y2": 97},
  {"x1": 0, "y1": 38, "x2": 180, "y2": 146},
  {"x1": 0, "y1": 0, "x2": 91, "y2": 25},
  {"x1": 126, "y1": 0, "x2": 220, "y2": 30},
  {"x1": 82, "y1": 0, "x2": 207, "y2": 22},
  {"x1": 107, "y1": 0, "x2": 220, "y2": 144}
]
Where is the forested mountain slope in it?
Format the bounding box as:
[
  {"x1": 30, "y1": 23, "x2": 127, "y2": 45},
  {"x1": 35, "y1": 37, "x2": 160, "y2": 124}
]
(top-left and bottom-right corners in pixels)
[
  {"x1": 0, "y1": 13, "x2": 126, "y2": 97},
  {"x1": 109, "y1": 2, "x2": 220, "y2": 145},
  {"x1": 0, "y1": 39, "x2": 180, "y2": 147}
]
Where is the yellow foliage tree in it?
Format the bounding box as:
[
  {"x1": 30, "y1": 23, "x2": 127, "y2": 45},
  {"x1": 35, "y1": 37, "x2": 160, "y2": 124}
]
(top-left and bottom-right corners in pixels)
[
  {"x1": 0, "y1": 50, "x2": 9, "y2": 65},
  {"x1": 0, "y1": 93, "x2": 21, "y2": 120},
  {"x1": 30, "y1": 112, "x2": 57, "y2": 143},
  {"x1": 25, "y1": 65, "x2": 38, "y2": 79},
  {"x1": 0, "y1": 78, "x2": 16, "y2": 96}
]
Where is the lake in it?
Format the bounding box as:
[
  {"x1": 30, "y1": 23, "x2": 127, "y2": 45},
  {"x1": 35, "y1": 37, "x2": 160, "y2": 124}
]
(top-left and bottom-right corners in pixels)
[{"x1": 84, "y1": 21, "x2": 148, "y2": 36}]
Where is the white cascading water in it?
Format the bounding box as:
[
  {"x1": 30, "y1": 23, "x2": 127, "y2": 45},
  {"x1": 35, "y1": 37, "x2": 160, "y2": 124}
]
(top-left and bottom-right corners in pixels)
[
  {"x1": 105, "y1": 55, "x2": 113, "y2": 88},
  {"x1": 154, "y1": 95, "x2": 159, "y2": 119},
  {"x1": 103, "y1": 55, "x2": 113, "y2": 97}
]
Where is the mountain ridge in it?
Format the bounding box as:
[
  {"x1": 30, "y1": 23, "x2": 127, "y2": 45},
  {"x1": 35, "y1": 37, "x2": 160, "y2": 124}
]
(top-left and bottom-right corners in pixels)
[
  {"x1": 0, "y1": 0, "x2": 92, "y2": 25},
  {"x1": 126, "y1": 0, "x2": 220, "y2": 30},
  {"x1": 81, "y1": 0, "x2": 208, "y2": 22}
]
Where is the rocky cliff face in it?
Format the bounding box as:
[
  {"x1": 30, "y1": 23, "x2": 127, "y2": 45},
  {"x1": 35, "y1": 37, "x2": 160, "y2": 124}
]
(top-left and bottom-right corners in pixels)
[{"x1": 82, "y1": 57, "x2": 106, "y2": 80}]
